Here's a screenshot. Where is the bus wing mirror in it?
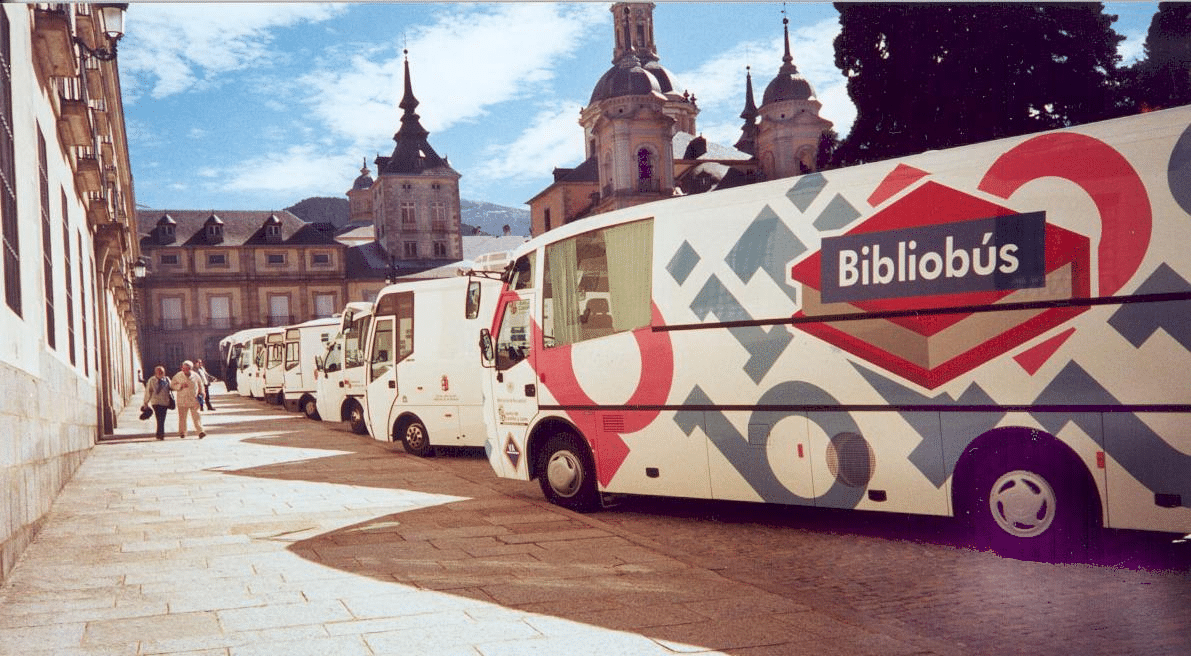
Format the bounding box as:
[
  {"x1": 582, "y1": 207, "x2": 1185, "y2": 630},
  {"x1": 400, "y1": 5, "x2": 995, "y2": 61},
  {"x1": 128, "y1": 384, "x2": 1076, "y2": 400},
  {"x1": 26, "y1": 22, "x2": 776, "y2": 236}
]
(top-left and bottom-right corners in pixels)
[{"x1": 479, "y1": 329, "x2": 495, "y2": 366}]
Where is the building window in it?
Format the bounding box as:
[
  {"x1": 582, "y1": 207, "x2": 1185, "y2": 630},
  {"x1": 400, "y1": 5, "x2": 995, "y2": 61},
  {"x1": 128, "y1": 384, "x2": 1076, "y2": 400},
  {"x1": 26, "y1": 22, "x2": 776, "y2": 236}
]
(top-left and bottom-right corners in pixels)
[
  {"x1": 162, "y1": 342, "x2": 184, "y2": 367},
  {"x1": 637, "y1": 147, "x2": 658, "y2": 192},
  {"x1": 433, "y1": 241, "x2": 447, "y2": 258},
  {"x1": 161, "y1": 296, "x2": 184, "y2": 331},
  {"x1": 314, "y1": 292, "x2": 336, "y2": 318},
  {"x1": 160, "y1": 253, "x2": 179, "y2": 266},
  {"x1": 209, "y1": 295, "x2": 231, "y2": 329},
  {"x1": 544, "y1": 208, "x2": 552, "y2": 232},
  {"x1": 430, "y1": 201, "x2": 447, "y2": 231},
  {"x1": 266, "y1": 253, "x2": 286, "y2": 265},
  {"x1": 401, "y1": 183, "x2": 412, "y2": 191},
  {"x1": 62, "y1": 189, "x2": 75, "y2": 365},
  {"x1": 403, "y1": 241, "x2": 418, "y2": 258},
  {"x1": 207, "y1": 253, "x2": 227, "y2": 267},
  {"x1": 77, "y1": 231, "x2": 88, "y2": 375},
  {"x1": 311, "y1": 252, "x2": 331, "y2": 266},
  {"x1": 268, "y1": 294, "x2": 290, "y2": 326},
  {"x1": 401, "y1": 201, "x2": 416, "y2": 225},
  {"x1": 39, "y1": 128, "x2": 55, "y2": 349},
  {"x1": 0, "y1": 11, "x2": 19, "y2": 316}
]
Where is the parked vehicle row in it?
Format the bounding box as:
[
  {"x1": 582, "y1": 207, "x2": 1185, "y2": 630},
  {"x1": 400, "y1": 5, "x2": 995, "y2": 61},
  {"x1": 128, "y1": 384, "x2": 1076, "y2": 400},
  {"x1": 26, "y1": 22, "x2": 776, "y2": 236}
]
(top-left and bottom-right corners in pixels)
[{"x1": 220, "y1": 106, "x2": 1191, "y2": 561}]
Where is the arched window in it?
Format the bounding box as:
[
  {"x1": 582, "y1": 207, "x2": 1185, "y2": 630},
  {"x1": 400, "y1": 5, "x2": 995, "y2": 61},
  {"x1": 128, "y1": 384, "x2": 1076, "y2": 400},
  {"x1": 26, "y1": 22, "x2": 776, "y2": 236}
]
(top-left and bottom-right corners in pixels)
[{"x1": 637, "y1": 147, "x2": 657, "y2": 192}]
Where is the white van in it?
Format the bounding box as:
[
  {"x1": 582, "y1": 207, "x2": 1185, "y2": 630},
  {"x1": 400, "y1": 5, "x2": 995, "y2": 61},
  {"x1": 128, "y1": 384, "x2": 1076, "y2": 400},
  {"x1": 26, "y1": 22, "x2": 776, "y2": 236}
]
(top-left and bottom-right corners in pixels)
[
  {"x1": 281, "y1": 316, "x2": 340, "y2": 416},
  {"x1": 363, "y1": 275, "x2": 501, "y2": 456},
  {"x1": 316, "y1": 301, "x2": 374, "y2": 433},
  {"x1": 219, "y1": 327, "x2": 270, "y2": 394}
]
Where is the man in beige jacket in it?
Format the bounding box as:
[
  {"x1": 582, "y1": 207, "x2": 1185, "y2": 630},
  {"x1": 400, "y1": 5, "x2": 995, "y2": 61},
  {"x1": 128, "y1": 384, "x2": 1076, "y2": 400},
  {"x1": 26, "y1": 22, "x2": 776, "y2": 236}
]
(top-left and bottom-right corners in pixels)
[{"x1": 171, "y1": 360, "x2": 206, "y2": 439}]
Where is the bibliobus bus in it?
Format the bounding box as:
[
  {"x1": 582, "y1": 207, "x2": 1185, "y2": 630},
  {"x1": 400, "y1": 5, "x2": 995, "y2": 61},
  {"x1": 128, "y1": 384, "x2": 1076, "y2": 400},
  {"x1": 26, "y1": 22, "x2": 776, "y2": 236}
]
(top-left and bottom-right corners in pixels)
[
  {"x1": 479, "y1": 106, "x2": 1191, "y2": 559},
  {"x1": 315, "y1": 302, "x2": 374, "y2": 433}
]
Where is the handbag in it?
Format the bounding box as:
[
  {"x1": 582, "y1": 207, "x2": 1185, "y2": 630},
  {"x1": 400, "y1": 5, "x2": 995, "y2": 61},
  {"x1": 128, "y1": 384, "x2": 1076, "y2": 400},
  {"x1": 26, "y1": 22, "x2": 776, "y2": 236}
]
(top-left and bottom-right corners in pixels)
[
  {"x1": 139, "y1": 406, "x2": 153, "y2": 420},
  {"x1": 168, "y1": 393, "x2": 176, "y2": 410}
]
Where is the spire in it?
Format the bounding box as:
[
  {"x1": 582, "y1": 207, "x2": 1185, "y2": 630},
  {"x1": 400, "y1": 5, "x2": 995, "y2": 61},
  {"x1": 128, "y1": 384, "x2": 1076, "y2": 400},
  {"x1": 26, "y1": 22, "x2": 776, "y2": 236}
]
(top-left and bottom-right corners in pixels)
[
  {"x1": 782, "y1": 16, "x2": 794, "y2": 69},
  {"x1": 381, "y1": 49, "x2": 448, "y2": 174},
  {"x1": 735, "y1": 66, "x2": 759, "y2": 155}
]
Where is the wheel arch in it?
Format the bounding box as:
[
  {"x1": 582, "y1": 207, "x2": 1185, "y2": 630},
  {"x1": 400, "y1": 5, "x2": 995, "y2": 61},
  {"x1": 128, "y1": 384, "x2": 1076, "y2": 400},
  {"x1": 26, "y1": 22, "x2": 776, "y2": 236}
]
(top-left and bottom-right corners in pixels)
[
  {"x1": 950, "y1": 425, "x2": 1102, "y2": 525},
  {"x1": 526, "y1": 415, "x2": 587, "y2": 482}
]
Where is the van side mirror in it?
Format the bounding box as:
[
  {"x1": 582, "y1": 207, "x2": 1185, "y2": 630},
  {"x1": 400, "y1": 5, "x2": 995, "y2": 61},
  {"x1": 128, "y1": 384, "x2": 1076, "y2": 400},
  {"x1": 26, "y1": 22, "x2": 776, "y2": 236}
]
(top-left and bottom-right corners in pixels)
[{"x1": 479, "y1": 329, "x2": 494, "y2": 366}]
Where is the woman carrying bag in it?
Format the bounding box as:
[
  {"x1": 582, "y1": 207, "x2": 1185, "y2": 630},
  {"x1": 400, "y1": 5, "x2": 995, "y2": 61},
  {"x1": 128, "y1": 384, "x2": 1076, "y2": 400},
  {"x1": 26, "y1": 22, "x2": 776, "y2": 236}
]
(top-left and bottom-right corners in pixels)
[{"x1": 141, "y1": 365, "x2": 173, "y2": 440}]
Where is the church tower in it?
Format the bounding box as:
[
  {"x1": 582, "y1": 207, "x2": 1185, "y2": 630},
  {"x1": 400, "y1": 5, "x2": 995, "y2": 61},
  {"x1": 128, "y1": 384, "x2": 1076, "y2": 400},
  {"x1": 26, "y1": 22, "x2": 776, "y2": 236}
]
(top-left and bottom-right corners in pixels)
[
  {"x1": 358, "y1": 51, "x2": 462, "y2": 264},
  {"x1": 756, "y1": 16, "x2": 832, "y2": 179},
  {"x1": 579, "y1": 2, "x2": 698, "y2": 213},
  {"x1": 346, "y1": 158, "x2": 374, "y2": 223}
]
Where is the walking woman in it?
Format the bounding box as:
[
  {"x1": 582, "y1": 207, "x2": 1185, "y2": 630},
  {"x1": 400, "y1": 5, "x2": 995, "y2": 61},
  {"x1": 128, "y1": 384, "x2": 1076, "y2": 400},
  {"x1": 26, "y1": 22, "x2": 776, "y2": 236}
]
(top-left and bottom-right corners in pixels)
[{"x1": 142, "y1": 365, "x2": 173, "y2": 440}]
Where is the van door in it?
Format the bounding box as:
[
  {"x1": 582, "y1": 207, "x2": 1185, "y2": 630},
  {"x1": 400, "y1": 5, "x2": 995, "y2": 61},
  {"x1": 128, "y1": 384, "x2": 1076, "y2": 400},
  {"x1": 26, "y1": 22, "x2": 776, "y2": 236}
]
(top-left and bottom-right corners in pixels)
[
  {"x1": 364, "y1": 292, "x2": 413, "y2": 441},
  {"x1": 488, "y1": 293, "x2": 539, "y2": 478}
]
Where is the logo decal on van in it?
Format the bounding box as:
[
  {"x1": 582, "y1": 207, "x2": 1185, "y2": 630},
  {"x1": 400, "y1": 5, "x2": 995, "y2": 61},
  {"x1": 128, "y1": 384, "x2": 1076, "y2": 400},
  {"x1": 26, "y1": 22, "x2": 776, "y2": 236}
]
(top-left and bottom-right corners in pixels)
[{"x1": 788, "y1": 131, "x2": 1151, "y2": 389}]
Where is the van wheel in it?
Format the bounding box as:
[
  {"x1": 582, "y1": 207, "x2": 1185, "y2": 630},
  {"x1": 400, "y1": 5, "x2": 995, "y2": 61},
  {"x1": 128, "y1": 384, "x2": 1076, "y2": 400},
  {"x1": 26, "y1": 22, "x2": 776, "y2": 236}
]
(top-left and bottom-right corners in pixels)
[
  {"x1": 538, "y1": 433, "x2": 599, "y2": 512},
  {"x1": 347, "y1": 402, "x2": 368, "y2": 434},
  {"x1": 962, "y1": 444, "x2": 1097, "y2": 561},
  {"x1": 302, "y1": 397, "x2": 320, "y2": 420},
  {"x1": 401, "y1": 419, "x2": 433, "y2": 457}
]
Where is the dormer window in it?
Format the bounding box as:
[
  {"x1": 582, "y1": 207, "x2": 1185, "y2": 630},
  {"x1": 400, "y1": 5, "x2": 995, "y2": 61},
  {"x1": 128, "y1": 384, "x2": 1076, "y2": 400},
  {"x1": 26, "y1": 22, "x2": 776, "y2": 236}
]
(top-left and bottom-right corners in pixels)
[
  {"x1": 204, "y1": 213, "x2": 224, "y2": 244},
  {"x1": 263, "y1": 214, "x2": 283, "y2": 244},
  {"x1": 156, "y1": 214, "x2": 177, "y2": 245}
]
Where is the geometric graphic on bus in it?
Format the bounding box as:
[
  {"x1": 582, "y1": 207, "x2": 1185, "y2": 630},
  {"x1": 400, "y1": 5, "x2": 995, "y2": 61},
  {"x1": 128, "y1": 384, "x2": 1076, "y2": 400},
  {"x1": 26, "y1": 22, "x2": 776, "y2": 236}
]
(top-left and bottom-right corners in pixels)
[
  {"x1": 1032, "y1": 362, "x2": 1191, "y2": 507},
  {"x1": 1171, "y1": 122, "x2": 1191, "y2": 215},
  {"x1": 725, "y1": 204, "x2": 805, "y2": 304},
  {"x1": 689, "y1": 275, "x2": 792, "y2": 383},
  {"x1": 675, "y1": 383, "x2": 869, "y2": 508},
  {"x1": 1107, "y1": 264, "x2": 1191, "y2": 351}
]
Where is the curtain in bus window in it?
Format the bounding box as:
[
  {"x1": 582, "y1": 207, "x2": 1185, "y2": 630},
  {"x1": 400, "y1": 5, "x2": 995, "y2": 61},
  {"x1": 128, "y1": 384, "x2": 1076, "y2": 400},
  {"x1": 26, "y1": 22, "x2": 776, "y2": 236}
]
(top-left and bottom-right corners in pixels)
[
  {"x1": 605, "y1": 219, "x2": 652, "y2": 332},
  {"x1": 545, "y1": 239, "x2": 581, "y2": 347}
]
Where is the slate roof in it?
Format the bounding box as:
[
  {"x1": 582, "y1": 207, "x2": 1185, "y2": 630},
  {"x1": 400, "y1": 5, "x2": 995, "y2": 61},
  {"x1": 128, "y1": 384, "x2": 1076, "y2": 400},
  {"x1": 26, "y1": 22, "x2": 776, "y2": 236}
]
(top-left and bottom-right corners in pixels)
[{"x1": 136, "y1": 210, "x2": 339, "y2": 248}]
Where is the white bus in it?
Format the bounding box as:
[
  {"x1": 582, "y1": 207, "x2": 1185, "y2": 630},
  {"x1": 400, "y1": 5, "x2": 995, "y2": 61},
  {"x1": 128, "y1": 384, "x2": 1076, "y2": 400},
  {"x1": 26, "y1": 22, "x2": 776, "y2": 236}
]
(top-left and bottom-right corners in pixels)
[
  {"x1": 478, "y1": 106, "x2": 1191, "y2": 559},
  {"x1": 218, "y1": 327, "x2": 270, "y2": 394},
  {"x1": 364, "y1": 275, "x2": 501, "y2": 456},
  {"x1": 281, "y1": 316, "x2": 340, "y2": 416},
  {"x1": 315, "y1": 302, "x2": 374, "y2": 433}
]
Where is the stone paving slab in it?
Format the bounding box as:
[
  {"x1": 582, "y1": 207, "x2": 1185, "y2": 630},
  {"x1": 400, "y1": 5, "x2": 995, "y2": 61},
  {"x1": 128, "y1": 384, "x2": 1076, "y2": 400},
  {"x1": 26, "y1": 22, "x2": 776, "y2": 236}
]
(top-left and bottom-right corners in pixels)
[{"x1": 0, "y1": 392, "x2": 945, "y2": 656}]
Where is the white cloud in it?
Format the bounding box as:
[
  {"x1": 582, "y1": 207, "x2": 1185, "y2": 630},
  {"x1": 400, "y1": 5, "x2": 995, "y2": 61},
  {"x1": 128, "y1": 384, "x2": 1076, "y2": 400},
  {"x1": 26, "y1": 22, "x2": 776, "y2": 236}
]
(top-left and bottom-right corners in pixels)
[
  {"x1": 222, "y1": 145, "x2": 357, "y2": 197},
  {"x1": 299, "y1": 3, "x2": 606, "y2": 151},
  {"x1": 471, "y1": 101, "x2": 588, "y2": 184},
  {"x1": 121, "y1": 3, "x2": 347, "y2": 99}
]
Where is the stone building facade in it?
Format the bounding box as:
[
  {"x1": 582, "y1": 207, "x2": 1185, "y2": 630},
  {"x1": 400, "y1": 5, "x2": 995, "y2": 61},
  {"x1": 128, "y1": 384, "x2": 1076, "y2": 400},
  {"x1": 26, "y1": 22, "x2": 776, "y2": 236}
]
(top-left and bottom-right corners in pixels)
[{"x1": 1, "y1": 3, "x2": 142, "y2": 582}]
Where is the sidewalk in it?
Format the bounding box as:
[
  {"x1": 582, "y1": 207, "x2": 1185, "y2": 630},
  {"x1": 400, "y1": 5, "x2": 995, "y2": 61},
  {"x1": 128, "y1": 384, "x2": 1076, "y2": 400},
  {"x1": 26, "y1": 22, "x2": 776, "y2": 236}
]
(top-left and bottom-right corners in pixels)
[{"x1": 0, "y1": 390, "x2": 935, "y2": 656}]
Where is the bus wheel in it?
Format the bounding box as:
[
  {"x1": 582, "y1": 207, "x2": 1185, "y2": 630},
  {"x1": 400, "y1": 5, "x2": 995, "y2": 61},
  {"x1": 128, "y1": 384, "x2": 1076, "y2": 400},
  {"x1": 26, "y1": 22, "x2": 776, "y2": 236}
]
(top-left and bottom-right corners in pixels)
[
  {"x1": 538, "y1": 433, "x2": 599, "y2": 513},
  {"x1": 302, "y1": 396, "x2": 320, "y2": 420},
  {"x1": 401, "y1": 419, "x2": 434, "y2": 457},
  {"x1": 964, "y1": 446, "x2": 1096, "y2": 562},
  {"x1": 347, "y1": 402, "x2": 367, "y2": 435}
]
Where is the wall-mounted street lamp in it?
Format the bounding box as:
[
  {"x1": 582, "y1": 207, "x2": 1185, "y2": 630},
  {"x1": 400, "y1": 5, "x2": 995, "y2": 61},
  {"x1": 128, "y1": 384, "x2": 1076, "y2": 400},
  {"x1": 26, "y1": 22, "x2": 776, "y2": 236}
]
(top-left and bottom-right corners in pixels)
[
  {"x1": 74, "y1": 3, "x2": 128, "y2": 62},
  {"x1": 132, "y1": 255, "x2": 150, "y2": 279}
]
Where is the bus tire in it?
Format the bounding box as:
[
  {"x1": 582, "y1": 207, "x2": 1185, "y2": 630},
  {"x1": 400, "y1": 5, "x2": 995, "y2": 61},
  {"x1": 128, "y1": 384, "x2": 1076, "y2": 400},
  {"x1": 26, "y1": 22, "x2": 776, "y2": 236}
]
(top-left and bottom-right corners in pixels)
[
  {"x1": 347, "y1": 402, "x2": 368, "y2": 435},
  {"x1": 538, "y1": 432, "x2": 599, "y2": 513},
  {"x1": 401, "y1": 418, "x2": 434, "y2": 457},
  {"x1": 302, "y1": 396, "x2": 320, "y2": 420},
  {"x1": 962, "y1": 441, "x2": 1098, "y2": 561}
]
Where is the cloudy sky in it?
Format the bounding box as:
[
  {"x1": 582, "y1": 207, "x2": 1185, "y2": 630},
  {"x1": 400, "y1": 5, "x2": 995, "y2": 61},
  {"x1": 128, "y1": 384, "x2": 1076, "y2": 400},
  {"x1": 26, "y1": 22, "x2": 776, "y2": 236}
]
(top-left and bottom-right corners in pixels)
[{"x1": 118, "y1": 2, "x2": 1160, "y2": 213}]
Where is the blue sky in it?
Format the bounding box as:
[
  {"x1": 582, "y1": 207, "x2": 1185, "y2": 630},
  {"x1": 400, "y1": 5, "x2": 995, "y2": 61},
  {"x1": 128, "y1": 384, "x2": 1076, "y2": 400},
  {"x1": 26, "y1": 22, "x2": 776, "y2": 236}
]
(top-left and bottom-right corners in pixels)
[{"x1": 119, "y1": 2, "x2": 1160, "y2": 213}]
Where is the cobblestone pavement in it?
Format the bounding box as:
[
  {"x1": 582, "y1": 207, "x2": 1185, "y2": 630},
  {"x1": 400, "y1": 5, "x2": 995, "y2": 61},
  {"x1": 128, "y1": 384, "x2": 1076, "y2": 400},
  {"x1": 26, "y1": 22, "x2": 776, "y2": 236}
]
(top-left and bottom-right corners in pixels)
[{"x1": 1, "y1": 390, "x2": 1188, "y2": 656}]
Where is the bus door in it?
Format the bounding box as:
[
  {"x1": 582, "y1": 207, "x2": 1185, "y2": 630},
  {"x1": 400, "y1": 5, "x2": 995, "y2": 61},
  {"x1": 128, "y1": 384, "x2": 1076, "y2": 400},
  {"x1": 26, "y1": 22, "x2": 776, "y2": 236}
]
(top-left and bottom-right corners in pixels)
[
  {"x1": 364, "y1": 291, "x2": 413, "y2": 441},
  {"x1": 486, "y1": 254, "x2": 539, "y2": 478}
]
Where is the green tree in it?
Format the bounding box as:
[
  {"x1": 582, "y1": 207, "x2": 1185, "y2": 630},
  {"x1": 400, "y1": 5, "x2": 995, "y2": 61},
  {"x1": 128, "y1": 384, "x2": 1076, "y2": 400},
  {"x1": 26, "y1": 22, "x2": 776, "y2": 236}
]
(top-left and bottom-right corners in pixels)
[
  {"x1": 1124, "y1": 2, "x2": 1191, "y2": 112},
  {"x1": 832, "y1": 3, "x2": 1125, "y2": 165}
]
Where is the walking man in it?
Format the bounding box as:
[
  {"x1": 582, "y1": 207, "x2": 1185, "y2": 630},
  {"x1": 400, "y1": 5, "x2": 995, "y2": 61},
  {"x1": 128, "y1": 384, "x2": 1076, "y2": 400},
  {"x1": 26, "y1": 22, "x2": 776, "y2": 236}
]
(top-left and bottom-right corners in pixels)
[
  {"x1": 195, "y1": 359, "x2": 216, "y2": 411},
  {"x1": 171, "y1": 360, "x2": 206, "y2": 439}
]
